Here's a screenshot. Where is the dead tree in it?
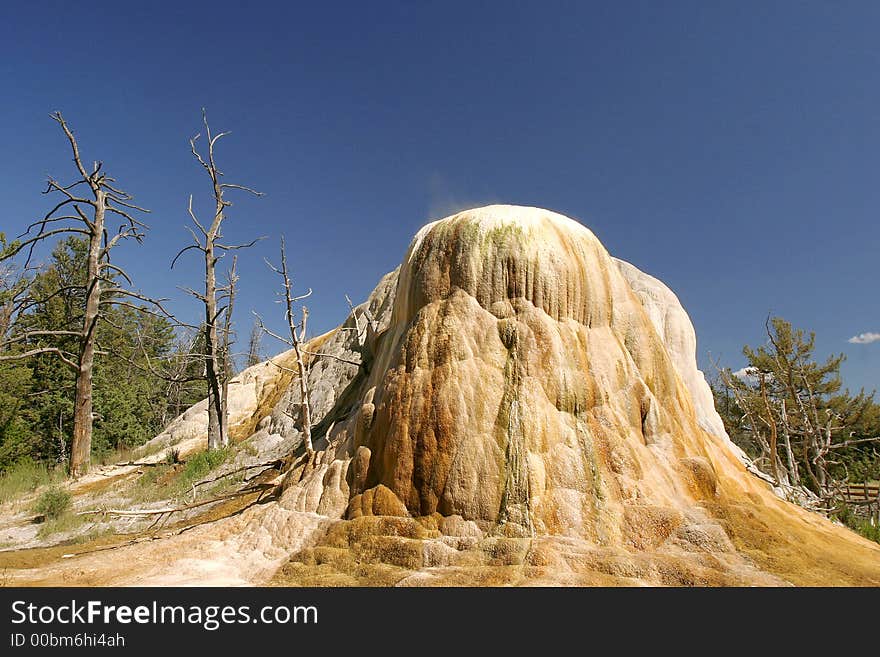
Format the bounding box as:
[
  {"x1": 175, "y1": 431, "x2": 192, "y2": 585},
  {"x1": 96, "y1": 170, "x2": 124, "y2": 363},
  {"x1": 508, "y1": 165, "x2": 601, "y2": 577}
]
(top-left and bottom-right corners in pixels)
[
  {"x1": 157, "y1": 328, "x2": 206, "y2": 427},
  {"x1": 254, "y1": 237, "x2": 315, "y2": 453},
  {"x1": 0, "y1": 112, "x2": 160, "y2": 476},
  {"x1": 220, "y1": 256, "x2": 238, "y2": 438},
  {"x1": 0, "y1": 253, "x2": 30, "y2": 349},
  {"x1": 252, "y1": 246, "x2": 364, "y2": 456},
  {"x1": 172, "y1": 110, "x2": 263, "y2": 450},
  {"x1": 246, "y1": 317, "x2": 264, "y2": 367}
]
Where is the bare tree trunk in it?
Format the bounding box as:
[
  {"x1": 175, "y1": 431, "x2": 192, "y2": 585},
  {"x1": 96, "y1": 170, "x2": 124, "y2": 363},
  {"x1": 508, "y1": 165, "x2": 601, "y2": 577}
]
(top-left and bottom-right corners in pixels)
[
  {"x1": 70, "y1": 194, "x2": 104, "y2": 477},
  {"x1": 204, "y1": 236, "x2": 225, "y2": 450},
  {"x1": 779, "y1": 399, "x2": 800, "y2": 485},
  {"x1": 219, "y1": 257, "x2": 237, "y2": 449},
  {"x1": 175, "y1": 112, "x2": 262, "y2": 450},
  {"x1": 0, "y1": 302, "x2": 12, "y2": 347},
  {"x1": 810, "y1": 384, "x2": 829, "y2": 491},
  {"x1": 261, "y1": 237, "x2": 314, "y2": 452},
  {"x1": 291, "y1": 319, "x2": 312, "y2": 453},
  {"x1": 759, "y1": 373, "x2": 782, "y2": 485},
  {"x1": 255, "y1": 246, "x2": 364, "y2": 456},
  {"x1": 246, "y1": 318, "x2": 263, "y2": 367},
  {"x1": 57, "y1": 410, "x2": 67, "y2": 465},
  {"x1": 718, "y1": 364, "x2": 770, "y2": 464},
  {"x1": 285, "y1": 255, "x2": 313, "y2": 453}
]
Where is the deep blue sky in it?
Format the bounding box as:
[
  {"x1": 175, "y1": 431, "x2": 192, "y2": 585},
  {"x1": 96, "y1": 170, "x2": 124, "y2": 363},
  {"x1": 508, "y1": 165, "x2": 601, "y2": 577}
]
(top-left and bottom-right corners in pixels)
[{"x1": 2, "y1": 1, "x2": 878, "y2": 392}]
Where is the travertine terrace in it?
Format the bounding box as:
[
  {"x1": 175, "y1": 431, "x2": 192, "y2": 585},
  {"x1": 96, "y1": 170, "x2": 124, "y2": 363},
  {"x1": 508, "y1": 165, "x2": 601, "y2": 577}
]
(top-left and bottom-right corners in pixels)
[{"x1": 6, "y1": 206, "x2": 880, "y2": 586}]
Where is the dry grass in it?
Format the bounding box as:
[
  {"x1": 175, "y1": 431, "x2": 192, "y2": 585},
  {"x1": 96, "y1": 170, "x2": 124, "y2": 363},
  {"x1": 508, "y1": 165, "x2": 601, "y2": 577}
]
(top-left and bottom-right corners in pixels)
[{"x1": 0, "y1": 461, "x2": 66, "y2": 505}]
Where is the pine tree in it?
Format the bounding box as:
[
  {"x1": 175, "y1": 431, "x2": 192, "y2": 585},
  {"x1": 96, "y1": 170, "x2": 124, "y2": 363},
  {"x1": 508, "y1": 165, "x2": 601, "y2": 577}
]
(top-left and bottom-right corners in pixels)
[
  {"x1": 718, "y1": 317, "x2": 879, "y2": 500},
  {"x1": 0, "y1": 239, "x2": 189, "y2": 470}
]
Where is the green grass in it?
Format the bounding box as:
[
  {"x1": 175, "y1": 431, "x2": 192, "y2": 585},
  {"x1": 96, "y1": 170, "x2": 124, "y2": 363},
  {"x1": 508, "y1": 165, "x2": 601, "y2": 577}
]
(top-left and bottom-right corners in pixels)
[
  {"x1": 0, "y1": 461, "x2": 66, "y2": 505},
  {"x1": 36, "y1": 511, "x2": 87, "y2": 540},
  {"x1": 2, "y1": 446, "x2": 237, "y2": 543},
  {"x1": 95, "y1": 445, "x2": 134, "y2": 467},
  {"x1": 129, "y1": 465, "x2": 173, "y2": 503},
  {"x1": 836, "y1": 505, "x2": 880, "y2": 545},
  {"x1": 68, "y1": 524, "x2": 114, "y2": 544},
  {"x1": 128, "y1": 447, "x2": 232, "y2": 504},
  {"x1": 848, "y1": 517, "x2": 880, "y2": 544},
  {"x1": 846, "y1": 516, "x2": 880, "y2": 544},
  {"x1": 179, "y1": 447, "x2": 229, "y2": 486}
]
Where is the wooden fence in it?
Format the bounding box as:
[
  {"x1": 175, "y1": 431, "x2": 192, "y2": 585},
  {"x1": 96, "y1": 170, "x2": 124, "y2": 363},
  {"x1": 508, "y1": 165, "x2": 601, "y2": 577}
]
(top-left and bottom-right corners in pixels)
[
  {"x1": 838, "y1": 483, "x2": 880, "y2": 525},
  {"x1": 840, "y1": 482, "x2": 880, "y2": 504}
]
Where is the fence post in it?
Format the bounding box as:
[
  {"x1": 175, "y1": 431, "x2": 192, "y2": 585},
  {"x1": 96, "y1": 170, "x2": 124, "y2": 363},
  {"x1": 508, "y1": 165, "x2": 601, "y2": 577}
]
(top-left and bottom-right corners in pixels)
[{"x1": 875, "y1": 488, "x2": 880, "y2": 527}]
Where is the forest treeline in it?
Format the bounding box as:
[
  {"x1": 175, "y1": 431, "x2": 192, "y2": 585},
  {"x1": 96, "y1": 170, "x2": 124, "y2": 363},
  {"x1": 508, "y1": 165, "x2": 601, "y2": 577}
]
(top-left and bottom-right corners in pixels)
[{"x1": 0, "y1": 235, "x2": 206, "y2": 468}]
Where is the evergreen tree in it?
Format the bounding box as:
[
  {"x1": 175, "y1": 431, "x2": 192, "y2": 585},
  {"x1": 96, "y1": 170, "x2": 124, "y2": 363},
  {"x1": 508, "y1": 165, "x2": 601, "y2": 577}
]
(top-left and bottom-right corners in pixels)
[
  {"x1": 716, "y1": 317, "x2": 879, "y2": 499},
  {"x1": 0, "y1": 238, "x2": 202, "y2": 470}
]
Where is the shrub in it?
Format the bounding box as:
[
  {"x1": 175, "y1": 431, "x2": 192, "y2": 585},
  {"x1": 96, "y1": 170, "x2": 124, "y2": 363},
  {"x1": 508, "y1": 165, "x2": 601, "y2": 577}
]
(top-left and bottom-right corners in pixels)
[
  {"x1": 33, "y1": 486, "x2": 71, "y2": 520},
  {"x1": 180, "y1": 448, "x2": 229, "y2": 486}
]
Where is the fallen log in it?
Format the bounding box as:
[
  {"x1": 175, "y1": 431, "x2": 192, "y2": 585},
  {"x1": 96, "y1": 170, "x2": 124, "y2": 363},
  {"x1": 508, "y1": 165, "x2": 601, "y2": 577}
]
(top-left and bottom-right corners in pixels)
[{"x1": 77, "y1": 483, "x2": 277, "y2": 518}]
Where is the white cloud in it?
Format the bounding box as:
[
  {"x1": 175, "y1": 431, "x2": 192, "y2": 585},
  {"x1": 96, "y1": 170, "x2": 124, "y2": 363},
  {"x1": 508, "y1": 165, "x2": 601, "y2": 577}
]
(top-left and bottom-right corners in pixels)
[
  {"x1": 733, "y1": 366, "x2": 758, "y2": 381},
  {"x1": 848, "y1": 332, "x2": 880, "y2": 345},
  {"x1": 731, "y1": 367, "x2": 775, "y2": 385}
]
